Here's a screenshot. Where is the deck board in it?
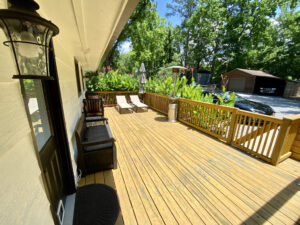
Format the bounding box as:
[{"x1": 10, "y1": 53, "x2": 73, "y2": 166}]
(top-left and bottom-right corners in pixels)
[{"x1": 79, "y1": 108, "x2": 300, "y2": 225}]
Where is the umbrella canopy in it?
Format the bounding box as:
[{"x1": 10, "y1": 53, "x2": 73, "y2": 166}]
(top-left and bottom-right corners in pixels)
[
  {"x1": 139, "y1": 63, "x2": 146, "y2": 94},
  {"x1": 139, "y1": 63, "x2": 147, "y2": 84}
]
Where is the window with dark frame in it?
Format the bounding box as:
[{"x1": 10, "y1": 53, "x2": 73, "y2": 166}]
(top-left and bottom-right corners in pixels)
[
  {"x1": 80, "y1": 67, "x2": 85, "y2": 91},
  {"x1": 74, "y1": 58, "x2": 81, "y2": 96}
]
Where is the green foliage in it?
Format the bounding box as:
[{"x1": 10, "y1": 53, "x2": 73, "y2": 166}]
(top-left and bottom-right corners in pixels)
[
  {"x1": 103, "y1": 0, "x2": 152, "y2": 69},
  {"x1": 185, "y1": 0, "x2": 300, "y2": 79},
  {"x1": 87, "y1": 69, "x2": 236, "y2": 106},
  {"x1": 216, "y1": 91, "x2": 236, "y2": 107},
  {"x1": 224, "y1": 92, "x2": 236, "y2": 107},
  {"x1": 105, "y1": 1, "x2": 183, "y2": 77},
  {"x1": 86, "y1": 71, "x2": 139, "y2": 91},
  {"x1": 23, "y1": 79, "x2": 34, "y2": 92},
  {"x1": 146, "y1": 75, "x2": 236, "y2": 105},
  {"x1": 116, "y1": 52, "x2": 136, "y2": 74},
  {"x1": 129, "y1": 3, "x2": 171, "y2": 75},
  {"x1": 166, "y1": 0, "x2": 198, "y2": 66}
]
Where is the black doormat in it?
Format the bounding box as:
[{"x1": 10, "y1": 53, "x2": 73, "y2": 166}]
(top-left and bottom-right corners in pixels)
[{"x1": 73, "y1": 184, "x2": 120, "y2": 225}]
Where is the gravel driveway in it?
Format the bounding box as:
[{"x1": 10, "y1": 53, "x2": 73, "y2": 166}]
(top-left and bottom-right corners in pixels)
[{"x1": 237, "y1": 93, "x2": 300, "y2": 118}]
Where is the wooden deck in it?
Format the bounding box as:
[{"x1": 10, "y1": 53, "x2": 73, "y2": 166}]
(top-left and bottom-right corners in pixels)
[{"x1": 79, "y1": 107, "x2": 300, "y2": 225}]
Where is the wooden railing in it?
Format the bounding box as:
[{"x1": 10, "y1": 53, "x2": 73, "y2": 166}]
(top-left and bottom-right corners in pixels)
[
  {"x1": 95, "y1": 91, "x2": 138, "y2": 106},
  {"x1": 144, "y1": 92, "x2": 169, "y2": 115},
  {"x1": 291, "y1": 122, "x2": 300, "y2": 160},
  {"x1": 231, "y1": 111, "x2": 283, "y2": 163},
  {"x1": 178, "y1": 98, "x2": 237, "y2": 142},
  {"x1": 145, "y1": 92, "x2": 300, "y2": 165},
  {"x1": 274, "y1": 115, "x2": 300, "y2": 163}
]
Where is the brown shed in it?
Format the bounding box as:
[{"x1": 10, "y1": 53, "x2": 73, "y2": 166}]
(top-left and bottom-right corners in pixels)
[
  {"x1": 283, "y1": 80, "x2": 300, "y2": 98},
  {"x1": 225, "y1": 68, "x2": 286, "y2": 96}
]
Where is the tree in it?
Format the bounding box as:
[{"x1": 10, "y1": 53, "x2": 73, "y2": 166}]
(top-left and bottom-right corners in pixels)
[
  {"x1": 262, "y1": 5, "x2": 300, "y2": 78},
  {"x1": 222, "y1": 0, "x2": 279, "y2": 70},
  {"x1": 102, "y1": 0, "x2": 152, "y2": 71},
  {"x1": 116, "y1": 52, "x2": 136, "y2": 74},
  {"x1": 128, "y1": 3, "x2": 170, "y2": 76},
  {"x1": 102, "y1": 0, "x2": 300, "y2": 81},
  {"x1": 185, "y1": 0, "x2": 299, "y2": 81},
  {"x1": 166, "y1": 0, "x2": 198, "y2": 66},
  {"x1": 164, "y1": 26, "x2": 176, "y2": 64},
  {"x1": 187, "y1": 0, "x2": 227, "y2": 75}
]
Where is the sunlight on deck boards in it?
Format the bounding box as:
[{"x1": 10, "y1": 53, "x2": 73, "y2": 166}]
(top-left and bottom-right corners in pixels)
[{"x1": 79, "y1": 107, "x2": 300, "y2": 225}]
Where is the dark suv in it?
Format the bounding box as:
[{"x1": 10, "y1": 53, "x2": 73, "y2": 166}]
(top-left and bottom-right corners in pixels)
[{"x1": 203, "y1": 90, "x2": 275, "y2": 116}]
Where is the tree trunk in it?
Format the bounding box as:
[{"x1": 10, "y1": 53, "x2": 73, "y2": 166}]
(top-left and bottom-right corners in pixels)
[{"x1": 184, "y1": 29, "x2": 190, "y2": 66}]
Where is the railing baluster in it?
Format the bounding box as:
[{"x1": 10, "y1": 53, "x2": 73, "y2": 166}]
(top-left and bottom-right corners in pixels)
[{"x1": 249, "y1": 118, "x2": 261, "y2": 152}]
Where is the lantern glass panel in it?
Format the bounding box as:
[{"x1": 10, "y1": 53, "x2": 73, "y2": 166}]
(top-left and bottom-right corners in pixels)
[
  {"x1": 0, "y1": 18, "x2": 53, "y2": 76},
  {"x1": 22, "y1": 79, "x2": 52, "y2": 151}
]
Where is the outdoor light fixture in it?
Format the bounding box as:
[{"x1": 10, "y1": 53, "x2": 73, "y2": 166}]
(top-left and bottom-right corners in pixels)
[
  {"x1": 167, "y1": 66, "x2": 186, "y2": 99},
  {"x1": 167, "y1": 65, "x2": 186, "y2": 122},
  {"x1": 0, "y1": 0, "x2": 59, "y2": 80}
]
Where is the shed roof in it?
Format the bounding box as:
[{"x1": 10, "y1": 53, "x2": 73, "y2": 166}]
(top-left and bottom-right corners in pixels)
[{"x1": 226, "y1": 68, "x2": 281, "y2": 79}]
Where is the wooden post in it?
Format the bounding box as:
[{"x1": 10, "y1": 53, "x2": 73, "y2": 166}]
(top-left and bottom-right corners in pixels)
[
  {"x1": 271, "y1": 115, "x2": 299, "y2": 165},
  {"x1": 227, "y1": 108, "x2": 238, "y2": 144}
]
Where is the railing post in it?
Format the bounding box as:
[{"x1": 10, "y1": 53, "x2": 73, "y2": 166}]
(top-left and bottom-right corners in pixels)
[
  {"x1": 227, "y1": 108, "x2": 238, "y2": 144},
  {"x1": 144, "y1": 92, "x2": 148, "y2": 105},
  {"x1": 271, "y1": 116, "x2": 294, "y2": 165}
]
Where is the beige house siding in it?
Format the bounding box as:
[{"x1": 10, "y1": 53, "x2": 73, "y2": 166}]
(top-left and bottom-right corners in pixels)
[
  {"x1": 0, "y1": 1, "x2": 54, "y2": 224},
  {"x1": 0, "y1": 133, "x2": 54, "y2": 225},
  {"x1": 0, "y1": 0, "x2": 84, "y2": 223}
]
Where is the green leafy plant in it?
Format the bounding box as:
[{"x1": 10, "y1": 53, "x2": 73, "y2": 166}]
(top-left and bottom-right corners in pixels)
[
  {"x1": 86, "y1": 70, "x2": 139, "y2": 91},
  {"x1": 145, "y1": 75, "x2": 220, "y2": 104},
  {"x1": 87, "y1": 70, "x2": 235, "y2": 107}
]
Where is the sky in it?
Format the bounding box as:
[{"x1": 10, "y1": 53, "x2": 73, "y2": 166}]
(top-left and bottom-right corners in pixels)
[
  {"x1": 120, "y1": 0, "x2": 181, "y2": 54},
  {"x1": 156, "y1": 0, "x2": 181, "y2": 26}
]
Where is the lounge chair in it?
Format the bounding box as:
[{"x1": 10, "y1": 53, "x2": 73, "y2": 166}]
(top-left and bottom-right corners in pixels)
[
  {"x1": 116, "y1": 95, "x2": 133, "y2": 114},
  {"x1": 130, "y1": 95, "x2": 148, "y2": 112}
]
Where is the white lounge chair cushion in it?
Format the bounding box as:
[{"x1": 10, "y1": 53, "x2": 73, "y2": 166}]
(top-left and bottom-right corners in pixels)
[
  {"x1": 116, "y1": 96, "x2": 133, "y2": 109},
  {"x1": 130, "y1": 95, "x2": 148, "y2": 108},
  {"x1": 133, "y1": 102, "x2": 147, "y2": 108},
  {"x1": 118, "y1": 102, "x2": 132, "y2": 109}
]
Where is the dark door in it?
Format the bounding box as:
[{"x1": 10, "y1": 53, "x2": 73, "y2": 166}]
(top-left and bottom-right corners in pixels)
[
  {"x1": 21, "y1": 79, "x2": 64, "y2": 223},
  {"x1": 20, "y1": 44, "x2": 75, "y2": 224}
]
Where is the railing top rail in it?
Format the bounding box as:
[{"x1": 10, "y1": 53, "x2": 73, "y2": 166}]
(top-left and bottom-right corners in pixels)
[
  {"x1": 178, "y1": 98, "x2": 237, "y2": 112},
  {"x1": 236, "y1": 110, "x2": 283, "y2": 124},
  {"x1": 95, "y1": 91, "x2": 138, "y2": 94},
  {"x1": 283, "y1": 114, "x2": 300, "y2": 124},
  {"x1": 146, "y1": 92, "x2": 171, "y2": 99}
]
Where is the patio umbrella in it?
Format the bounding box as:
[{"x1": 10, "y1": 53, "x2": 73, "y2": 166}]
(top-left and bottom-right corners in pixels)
[{"x1": 139, "y1": 63, "x2": 147, "y2": 94}]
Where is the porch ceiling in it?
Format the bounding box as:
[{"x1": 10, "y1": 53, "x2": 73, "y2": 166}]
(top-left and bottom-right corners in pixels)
[{"x1": 37, "y1": 0, "x2": 139, "y2": 71}]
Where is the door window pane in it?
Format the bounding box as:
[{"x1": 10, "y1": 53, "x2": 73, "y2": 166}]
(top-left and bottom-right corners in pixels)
[{"x1": 23, "y1": 79, "x2": 51, "y2": 151}]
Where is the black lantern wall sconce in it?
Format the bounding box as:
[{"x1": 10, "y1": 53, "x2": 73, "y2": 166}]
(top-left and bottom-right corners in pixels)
[{"x1": 0, "y1": 0, "x2": 59, "y2": 80}]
